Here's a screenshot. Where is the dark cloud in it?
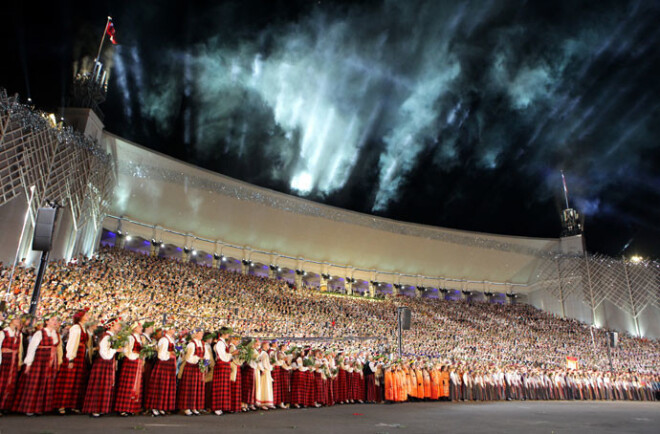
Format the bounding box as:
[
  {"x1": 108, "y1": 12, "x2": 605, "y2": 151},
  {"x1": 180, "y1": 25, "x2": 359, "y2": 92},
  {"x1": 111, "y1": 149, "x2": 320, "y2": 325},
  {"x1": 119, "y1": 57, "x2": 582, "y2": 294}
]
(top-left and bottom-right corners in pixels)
[{"x1": 3, "y1": 0, "x2": 660, "y2": 257}]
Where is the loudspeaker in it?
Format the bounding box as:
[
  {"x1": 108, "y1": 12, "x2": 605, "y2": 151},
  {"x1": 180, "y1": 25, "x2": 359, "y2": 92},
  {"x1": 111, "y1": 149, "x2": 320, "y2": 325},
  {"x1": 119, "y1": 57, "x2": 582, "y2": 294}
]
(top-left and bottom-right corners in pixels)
[
  {"x1": 32, "y1": 208, "x2": 57, "y2": 252},
  {"x1": 608, "y1": 331, "x2": 618, "y2": 348},
  {"x1": 399, "y1": 307, "x2": 411, "y2": 330}
]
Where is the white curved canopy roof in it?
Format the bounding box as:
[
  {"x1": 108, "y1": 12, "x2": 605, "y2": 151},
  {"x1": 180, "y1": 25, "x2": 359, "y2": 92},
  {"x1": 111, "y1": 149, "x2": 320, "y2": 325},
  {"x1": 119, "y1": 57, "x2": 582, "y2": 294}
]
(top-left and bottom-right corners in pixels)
[{"x1": 104, "y1": 132, "x2": 565, "y2": 288}]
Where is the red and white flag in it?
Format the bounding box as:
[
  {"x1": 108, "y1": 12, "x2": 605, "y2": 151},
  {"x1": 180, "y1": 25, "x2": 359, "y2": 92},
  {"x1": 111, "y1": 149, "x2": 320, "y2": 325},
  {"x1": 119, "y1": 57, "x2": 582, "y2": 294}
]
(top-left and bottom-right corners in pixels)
[{"x1": 106, "y1": 20, "x2": 118, "y2": 45}]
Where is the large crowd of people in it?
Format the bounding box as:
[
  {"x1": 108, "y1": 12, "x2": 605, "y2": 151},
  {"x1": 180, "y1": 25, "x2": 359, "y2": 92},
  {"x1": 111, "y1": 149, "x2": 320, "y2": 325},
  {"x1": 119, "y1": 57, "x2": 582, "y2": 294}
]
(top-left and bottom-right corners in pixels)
[{"x1": 0, "y1": 247, "x2": 658, "y2": 417}]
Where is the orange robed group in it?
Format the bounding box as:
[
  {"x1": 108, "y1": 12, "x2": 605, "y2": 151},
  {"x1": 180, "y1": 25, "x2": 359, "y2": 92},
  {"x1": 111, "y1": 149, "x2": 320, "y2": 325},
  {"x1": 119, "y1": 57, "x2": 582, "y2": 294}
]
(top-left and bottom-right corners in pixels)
[{"x1": 384, "y1": 365, "x2": 450, "y2": 402}]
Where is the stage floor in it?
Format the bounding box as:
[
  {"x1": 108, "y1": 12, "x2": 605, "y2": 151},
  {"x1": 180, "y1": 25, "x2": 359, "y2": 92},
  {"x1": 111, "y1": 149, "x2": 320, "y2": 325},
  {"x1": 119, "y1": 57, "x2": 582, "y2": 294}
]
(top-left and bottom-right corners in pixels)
[{"x1": 0, "y1": 401, "x2": 657, "y2": 434}]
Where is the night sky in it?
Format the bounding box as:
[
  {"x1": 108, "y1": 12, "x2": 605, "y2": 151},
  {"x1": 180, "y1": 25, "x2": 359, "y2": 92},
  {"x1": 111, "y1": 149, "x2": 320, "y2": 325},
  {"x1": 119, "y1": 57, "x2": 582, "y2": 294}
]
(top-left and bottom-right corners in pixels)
[{"x1": 2, "y1": 0, "x2": 660, "y2": 258}]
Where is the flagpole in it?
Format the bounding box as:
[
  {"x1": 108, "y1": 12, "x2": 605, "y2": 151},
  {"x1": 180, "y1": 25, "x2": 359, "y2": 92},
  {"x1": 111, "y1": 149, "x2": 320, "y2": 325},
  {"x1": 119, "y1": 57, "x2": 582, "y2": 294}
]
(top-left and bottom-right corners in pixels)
[
  {"x1": 95, "y1": 16, "x2": 112, "y2": 62},
  {"x1": 560, "y1": 170, "x2": 570, "y2": 209}
]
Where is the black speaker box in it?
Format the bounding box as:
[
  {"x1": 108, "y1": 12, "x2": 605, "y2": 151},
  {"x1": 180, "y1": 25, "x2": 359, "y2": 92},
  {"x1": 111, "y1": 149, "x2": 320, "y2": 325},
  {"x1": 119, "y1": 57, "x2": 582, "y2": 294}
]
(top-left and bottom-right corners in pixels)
[
  {"x1": 32, "y1": 208, "x2": 57, "y2": 252},
  {"x1": 608, "y1": 331, "x2": 618, "y2": 348},
  {"x1": 400, "y1": 307, "x2": 411, "y2": 330}
]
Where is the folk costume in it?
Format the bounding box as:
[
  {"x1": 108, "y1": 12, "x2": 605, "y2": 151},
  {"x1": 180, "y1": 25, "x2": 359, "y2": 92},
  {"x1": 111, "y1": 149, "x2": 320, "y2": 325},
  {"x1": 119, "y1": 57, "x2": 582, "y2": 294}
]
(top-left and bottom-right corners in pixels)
[
  {"x1": 144, "y1": 333, "x2": 177, "y2": 414},
  {"x1": 82, "y1": 330, "x2": 118, "y2": 415},
  {"x1": 290, "y1": 356, "x2": 308, "y2": 407},
  {"x1": 140, "y1": 330, "x2": 155, "y2": 397},
  {"x1": 203, "y1": 336, "x2": 216, "y2": 410},
  {"x1": 176, "y1": 337, "x2": 209, "y2": 414},
  {"x1": 0, "y1": 324, "x2": 23, "y2": 411},
  {"x1": 271, "y1": 354, "x2": 284, "y2": 407},
  {"x1": 365, "y1": 360, "x2": 378, "y2": 403},
  {"x1": 240, "y1": 344, "x2": 258, "y2": 410},
  {"x1": 12, "y1": 327, "x2": 61, "y2": 414},
  {"x1": 113, "y1": 332, "x2": 144, "y2": 414},
  {"x1": 210, "y1": 337, "x2": 232, "y2": 414},
  {"x1": 53, "y1": 317, "x2": 91, "y2": 411},
  {"x1": 255, "y1": 349, "x2": 274, "y2": 408},
  {"x1": 228, "y1": 341, "x2": 243, "y2": 413}
]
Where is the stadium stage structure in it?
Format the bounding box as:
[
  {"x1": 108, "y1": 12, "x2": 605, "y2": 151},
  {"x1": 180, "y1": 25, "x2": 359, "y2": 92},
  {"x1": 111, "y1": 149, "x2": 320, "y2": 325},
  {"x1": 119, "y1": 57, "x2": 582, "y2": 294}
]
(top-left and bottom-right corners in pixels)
[{"x1": 0, "y1": 87, "x2": 659, "y2": 339}]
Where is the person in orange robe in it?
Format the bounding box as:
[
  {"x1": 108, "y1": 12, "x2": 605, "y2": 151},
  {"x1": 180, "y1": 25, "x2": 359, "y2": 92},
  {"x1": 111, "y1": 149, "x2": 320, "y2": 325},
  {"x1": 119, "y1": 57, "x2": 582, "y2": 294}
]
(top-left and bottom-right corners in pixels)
[
  {"x1": 407, "y1": 367, "x2": 416, "y2": 399},
  {"x1": 416, "y1": 368, "x2": 424, "y2": 399},
  {"x1": 384, "y1": 368, "x2": 394, "y2": 401},
  {"x1": 392, "y1": 367, "x2": 400, "y2": 402},
  {"x1": 430, "y1": 367, "x2": 441, "y2": 400},
  {"x1": 395, "y1": 366, "x2": 406, "y2": 402},
  {"x1": 423, "y1": 367, "x2": 432, "y2": 399},
  {"x1": 441, "y1": 367, "x2": 450, "y2": 398},
  {"x1": 399, "y1": 367, "x2": 408, "y2": 402}
]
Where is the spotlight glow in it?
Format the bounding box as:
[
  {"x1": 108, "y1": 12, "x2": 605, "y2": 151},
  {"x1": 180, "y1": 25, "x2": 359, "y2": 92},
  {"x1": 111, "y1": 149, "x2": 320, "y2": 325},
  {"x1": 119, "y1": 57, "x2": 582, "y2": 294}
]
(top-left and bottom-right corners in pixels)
[{"x1": 290, "y1": 171, "x2": 313, "y2": 194}]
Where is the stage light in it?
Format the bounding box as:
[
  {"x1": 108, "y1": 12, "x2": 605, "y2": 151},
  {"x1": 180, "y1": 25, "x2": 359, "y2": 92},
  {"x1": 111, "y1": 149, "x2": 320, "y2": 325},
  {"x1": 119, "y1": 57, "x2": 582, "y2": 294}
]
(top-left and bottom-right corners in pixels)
[
  {"x1": 277, "y1": 267, "x2": 282, "y2": 272},
  {"x1": 221, "y1": 256, "x2": 227, "y2": 262},
  {"x1": 125, "y1": 235, "x2": 132, "y2": 241},
  {"x1": 630, "y1": 255, "x2": 643, "y2": 263},
  {"x1": 160, "y1": 243, "x2": 165, "y2": 248},
  {"x1": 192, "y1": 250, "x2": 197, "y2": 256}
]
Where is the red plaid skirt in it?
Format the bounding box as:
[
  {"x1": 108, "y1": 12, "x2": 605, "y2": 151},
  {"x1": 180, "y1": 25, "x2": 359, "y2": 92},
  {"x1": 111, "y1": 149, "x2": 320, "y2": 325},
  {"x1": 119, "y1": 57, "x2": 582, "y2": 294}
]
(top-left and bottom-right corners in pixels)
[
  {"x1": 210, "y1": 360, "x2": 231, "y2": 411},
  {"x1": 349, "y1": 371, "x2": 361, "y2": 400},
  {"x1": 12, "y1": 345, "x2": 58, "y2": 414},
  {"x1": 142, "y1": 358, "x2": 155, "y2": 398},
  {"x1": 177, "y1": 362, "x2": 205, "y2": 410},
  {"x1": 337, "y1": 369, "x2": 349, "y2": 402},
  {"x1": 82, "y1": 358, "x2": 116, "y2": 414},
  {"x1": 314, "y1": 372, "x2": 326, "y2": 405},
  {"x1": 280, "y1": 369, "x2": 292, "y2": 404},
  {"x1": 145, "y1": 358, "x2": 176, "y2": 410},
  {"x1": 366, "y1": 373, "x2": 378, "y2": 402},
  {"x1": 291, "y1": 370, "x2": 307, "y2": 406},
  {"x1": 53, "y1": 354, "x2": 89, "y2": 410},
  {"x1": 241, "y1": 365, "x2": 255, "y2": 405},
  {"x1": 230, "y1": 366, "x2": 242, "y2": 412},
  {"x1": 355, "y1": 372, "x2": 365, "y2": 401},
  {"x1": 331, "y1": 376, "x2": 339, "y2": 405},
  {"x1": 0, "y1": 349, "x2": 20, "y2": 410},
  {"x1": 349, "y1": 372, "x2": 357, "y2": 400},
  {"x1": 113, "y1": 359, "x2": 143, "y2": 413},
  {"x1": 272, "y1": 365, "x2": 282, "y2": 404},
  {"x1": 326, "y1": 377, "x2": 335, "y2": 406}
]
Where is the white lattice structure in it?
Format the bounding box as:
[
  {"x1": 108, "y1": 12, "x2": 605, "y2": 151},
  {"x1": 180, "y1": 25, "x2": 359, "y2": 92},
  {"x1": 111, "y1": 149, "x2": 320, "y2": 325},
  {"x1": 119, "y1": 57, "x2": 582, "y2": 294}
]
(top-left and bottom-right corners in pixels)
[
  {"x1": 528, "y1": 253, "x2": 660, "y2": 338},
  {"x1": 0, "y1": 89, "x2": 114, "y2": 263}
]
